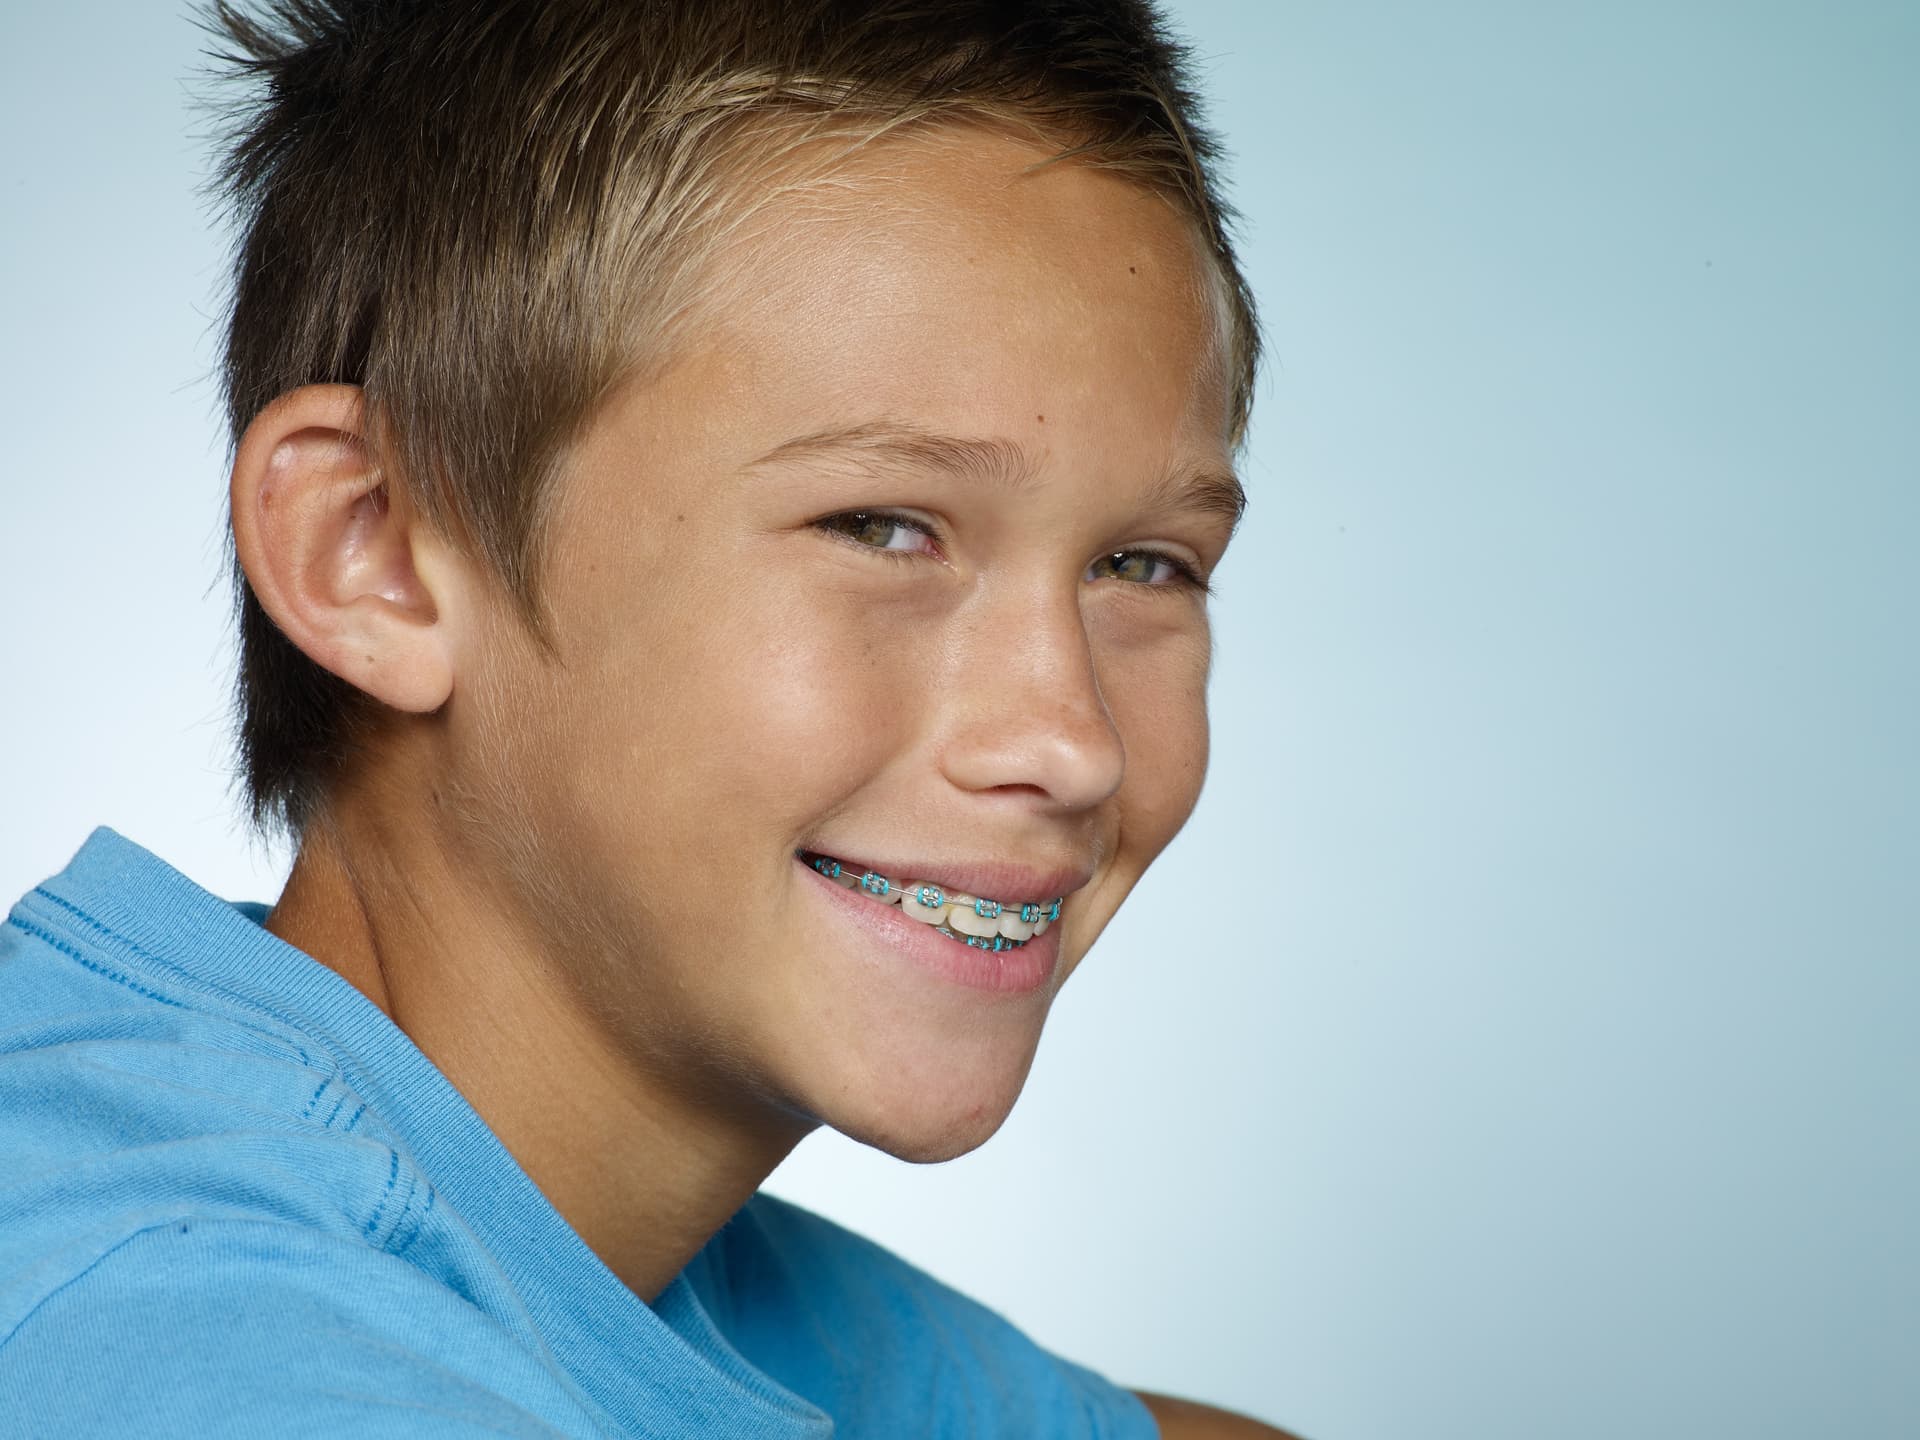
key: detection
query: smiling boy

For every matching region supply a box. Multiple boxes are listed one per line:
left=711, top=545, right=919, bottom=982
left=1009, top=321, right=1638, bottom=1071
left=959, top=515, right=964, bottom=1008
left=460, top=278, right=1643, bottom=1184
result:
left=0, top=1, right=1293, bottom=1435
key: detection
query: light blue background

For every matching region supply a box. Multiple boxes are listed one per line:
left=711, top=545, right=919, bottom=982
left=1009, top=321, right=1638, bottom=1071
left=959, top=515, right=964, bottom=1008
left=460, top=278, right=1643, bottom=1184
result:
left=3, top=4, right=1914, bottom=1437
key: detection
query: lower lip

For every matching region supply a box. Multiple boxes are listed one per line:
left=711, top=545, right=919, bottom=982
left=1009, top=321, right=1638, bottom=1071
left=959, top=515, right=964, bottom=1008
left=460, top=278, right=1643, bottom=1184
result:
left=795, top=856, right=1061, bottom=995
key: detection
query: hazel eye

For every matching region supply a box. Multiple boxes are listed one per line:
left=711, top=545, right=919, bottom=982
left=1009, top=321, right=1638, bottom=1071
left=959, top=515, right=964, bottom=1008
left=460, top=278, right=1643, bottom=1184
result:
left=1087, top=549, right=1211, bottom=594
left=814, top=509, right=937, bottom=557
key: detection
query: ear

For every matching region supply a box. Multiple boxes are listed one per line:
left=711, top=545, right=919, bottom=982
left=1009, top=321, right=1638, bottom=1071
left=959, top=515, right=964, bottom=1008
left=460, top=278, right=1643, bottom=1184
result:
left=228, top=384, right=458, bottom=713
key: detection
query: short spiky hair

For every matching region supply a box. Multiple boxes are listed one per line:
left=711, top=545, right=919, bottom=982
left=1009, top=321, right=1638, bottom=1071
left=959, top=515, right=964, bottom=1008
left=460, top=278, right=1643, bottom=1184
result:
left=205, top=0, right=1260, bottom=847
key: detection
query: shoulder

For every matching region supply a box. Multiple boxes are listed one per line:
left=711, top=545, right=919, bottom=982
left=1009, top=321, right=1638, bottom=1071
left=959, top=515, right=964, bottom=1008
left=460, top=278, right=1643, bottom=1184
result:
left=0, top=909, right=597, bottom=1436
left=0, top=1215, right=600, bottom=1437
left=698, top=1191, right=1159, bottom=1438
left=0, top=902, right=422, bottom=1328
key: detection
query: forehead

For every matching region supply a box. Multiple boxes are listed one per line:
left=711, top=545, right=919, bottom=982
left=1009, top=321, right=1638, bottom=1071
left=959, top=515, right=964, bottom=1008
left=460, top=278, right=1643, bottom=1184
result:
left=664, top=120, right=1236, bottom=454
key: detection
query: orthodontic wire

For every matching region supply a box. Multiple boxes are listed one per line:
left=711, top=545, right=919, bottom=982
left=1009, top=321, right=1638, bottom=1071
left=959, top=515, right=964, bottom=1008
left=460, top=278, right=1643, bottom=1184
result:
left=798, top=852, right=1063, bottom=952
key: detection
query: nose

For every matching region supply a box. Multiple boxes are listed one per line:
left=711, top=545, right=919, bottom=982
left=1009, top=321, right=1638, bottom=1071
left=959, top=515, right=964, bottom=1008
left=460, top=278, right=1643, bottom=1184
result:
left=936, top=582, right=1127, bottom=812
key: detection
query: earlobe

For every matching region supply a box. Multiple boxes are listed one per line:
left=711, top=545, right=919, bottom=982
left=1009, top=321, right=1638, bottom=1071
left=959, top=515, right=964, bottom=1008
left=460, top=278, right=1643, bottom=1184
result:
left=229, top=384, right=457, bottom=714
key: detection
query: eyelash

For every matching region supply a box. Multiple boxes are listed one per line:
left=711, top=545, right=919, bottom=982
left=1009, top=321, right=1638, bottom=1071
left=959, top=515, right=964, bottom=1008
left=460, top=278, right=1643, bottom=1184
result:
left=812, top=508, right=1214, bottom=597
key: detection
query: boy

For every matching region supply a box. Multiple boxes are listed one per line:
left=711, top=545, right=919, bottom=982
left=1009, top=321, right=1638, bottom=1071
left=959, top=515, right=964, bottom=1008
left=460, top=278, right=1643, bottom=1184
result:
left=1, top=1, right=1294, bottom=1434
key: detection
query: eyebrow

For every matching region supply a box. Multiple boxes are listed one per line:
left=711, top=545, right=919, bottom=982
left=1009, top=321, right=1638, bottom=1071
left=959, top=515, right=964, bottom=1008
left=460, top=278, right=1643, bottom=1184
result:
left=744, top=420, right=1247, bottom=533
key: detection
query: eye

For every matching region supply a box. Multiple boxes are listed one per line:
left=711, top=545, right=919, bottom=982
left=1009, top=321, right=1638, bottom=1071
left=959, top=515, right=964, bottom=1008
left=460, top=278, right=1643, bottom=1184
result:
left=812, top=509, right=939, bottom=560
left=1087, top=548, right=1214, bottom=596
left=813, top=509, right=1212, bottom=597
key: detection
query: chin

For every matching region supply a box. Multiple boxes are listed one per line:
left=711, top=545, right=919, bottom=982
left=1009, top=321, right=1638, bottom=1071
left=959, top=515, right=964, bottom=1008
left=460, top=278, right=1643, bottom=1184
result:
left=833, top=1099, right=1016, bottom=1166
left=808, top=1026, right=1042, bottom=1164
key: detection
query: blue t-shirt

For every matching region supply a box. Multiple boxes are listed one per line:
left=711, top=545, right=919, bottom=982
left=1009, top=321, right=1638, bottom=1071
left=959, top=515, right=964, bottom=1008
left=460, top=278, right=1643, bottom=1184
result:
left=0, top=826, right=1156, bottom=1438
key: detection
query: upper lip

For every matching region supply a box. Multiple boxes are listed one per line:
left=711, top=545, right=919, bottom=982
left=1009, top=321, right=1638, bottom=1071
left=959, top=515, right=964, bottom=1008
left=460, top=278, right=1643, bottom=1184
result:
left=798, top=847, right=1094, bottom=904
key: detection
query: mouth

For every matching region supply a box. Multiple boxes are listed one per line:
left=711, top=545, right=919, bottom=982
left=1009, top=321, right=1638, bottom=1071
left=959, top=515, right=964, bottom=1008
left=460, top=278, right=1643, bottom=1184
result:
left=794, top=848, right=1066, bottom=953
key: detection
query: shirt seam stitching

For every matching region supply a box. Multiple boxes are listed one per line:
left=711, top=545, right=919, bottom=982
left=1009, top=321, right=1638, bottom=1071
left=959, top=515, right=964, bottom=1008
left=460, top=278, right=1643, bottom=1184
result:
left=3, top=909, right=431, bottom=1260
left=0, top=1220, right=188, bottom=1354
left=5, top=913, right=192, bottom=1013
left=17, top=889, right=316, bottom=1067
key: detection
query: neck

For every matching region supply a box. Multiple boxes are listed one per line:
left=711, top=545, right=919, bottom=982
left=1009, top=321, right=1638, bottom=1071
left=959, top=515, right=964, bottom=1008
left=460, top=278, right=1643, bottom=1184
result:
left=264, top=786, right=813, bottom=1305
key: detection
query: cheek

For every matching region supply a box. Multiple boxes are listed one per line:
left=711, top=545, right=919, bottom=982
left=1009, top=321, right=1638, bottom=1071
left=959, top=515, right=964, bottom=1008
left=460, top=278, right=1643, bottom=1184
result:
left=560, top=561, right=922, bottom=857
left=1101, top=620, right=1213, bottom=852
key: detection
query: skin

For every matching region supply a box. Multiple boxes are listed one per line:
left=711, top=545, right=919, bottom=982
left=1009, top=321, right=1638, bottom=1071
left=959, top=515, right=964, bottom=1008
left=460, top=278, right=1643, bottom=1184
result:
left=232, top=124, right=1294, bottom=1437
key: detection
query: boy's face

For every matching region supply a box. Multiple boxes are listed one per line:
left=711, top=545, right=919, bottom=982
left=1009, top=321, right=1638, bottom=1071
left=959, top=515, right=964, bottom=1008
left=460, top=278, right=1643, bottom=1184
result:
left=445, top=125, right=1239, bottom=1161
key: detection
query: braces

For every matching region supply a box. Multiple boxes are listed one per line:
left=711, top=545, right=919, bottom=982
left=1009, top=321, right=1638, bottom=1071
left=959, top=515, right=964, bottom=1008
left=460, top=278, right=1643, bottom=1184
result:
left=799, top=851, right=1063, bottom=953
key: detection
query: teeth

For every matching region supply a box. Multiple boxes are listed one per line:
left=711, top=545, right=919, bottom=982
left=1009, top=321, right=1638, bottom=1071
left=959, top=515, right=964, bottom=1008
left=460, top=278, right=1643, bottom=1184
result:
left=944, top=897, right=1002, bottom=938
left=996, top=909, right=1037, bottom=941
left=804, top=854, right=862, bottom=890
left=804, top=852, right=1056, bottom=947
left=897, top=881, right=948, bottom=924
